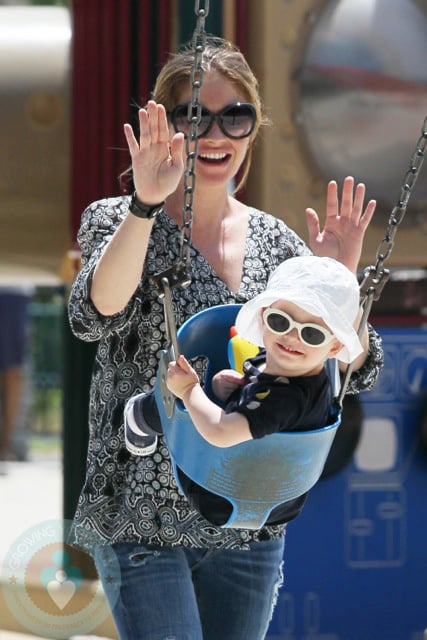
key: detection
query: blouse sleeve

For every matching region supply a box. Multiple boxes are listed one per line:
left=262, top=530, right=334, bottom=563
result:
left=67, top=197, right=142, bottom=342
left=346, top=324, right=384, bottom=393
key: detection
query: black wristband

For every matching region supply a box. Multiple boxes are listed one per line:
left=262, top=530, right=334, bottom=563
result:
left=129, top=192, right=164, bottom=219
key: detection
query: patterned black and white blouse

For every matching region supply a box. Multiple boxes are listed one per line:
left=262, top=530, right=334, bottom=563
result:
left=68, top=196, right=383, bottom=552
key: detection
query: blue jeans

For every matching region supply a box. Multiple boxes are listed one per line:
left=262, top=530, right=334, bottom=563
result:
left=94, top=536, right=285, bottom=640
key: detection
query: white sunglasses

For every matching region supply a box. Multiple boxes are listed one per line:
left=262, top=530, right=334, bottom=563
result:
left=262, top=308, right=335, bottom=347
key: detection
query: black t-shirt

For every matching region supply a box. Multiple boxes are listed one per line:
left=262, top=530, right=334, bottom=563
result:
left=226, top=351, right=333, bottom=437
left=179, top=351, right=335, bottom=527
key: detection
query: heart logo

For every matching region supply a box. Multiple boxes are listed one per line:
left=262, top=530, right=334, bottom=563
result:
left=46, top=577, right=76, bottom=610
left=39, top=550, right=83, bottom=610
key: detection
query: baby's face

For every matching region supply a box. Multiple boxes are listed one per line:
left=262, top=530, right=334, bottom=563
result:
left=261, top=300, right=343, bottom=377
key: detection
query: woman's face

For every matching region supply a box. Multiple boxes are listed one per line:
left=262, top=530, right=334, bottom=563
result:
left=173, top=72, right=253, bottom=190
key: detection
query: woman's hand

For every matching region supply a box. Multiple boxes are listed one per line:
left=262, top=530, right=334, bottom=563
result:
left=123, top=100, right=185, bottom=204
left=167, top=355, right=200, bottom=400
left=305, top=176, right=376, bottom=273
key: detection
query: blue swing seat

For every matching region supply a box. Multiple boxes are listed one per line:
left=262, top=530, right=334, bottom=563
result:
left=154, top=304, right=341, bottom=530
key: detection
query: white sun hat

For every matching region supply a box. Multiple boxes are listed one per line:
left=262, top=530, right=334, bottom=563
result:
left=235, top=256, right=363, bottom=363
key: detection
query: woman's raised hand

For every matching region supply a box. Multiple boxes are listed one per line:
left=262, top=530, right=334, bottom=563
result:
left=123, top=100, right=185, bottom=204
left=305, top=176, right=376, bottom=273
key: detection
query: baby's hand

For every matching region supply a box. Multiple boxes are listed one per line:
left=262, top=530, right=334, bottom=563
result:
left=212, top=369, right=245, bottom=402
left=166, top=355, right=200, bottom=399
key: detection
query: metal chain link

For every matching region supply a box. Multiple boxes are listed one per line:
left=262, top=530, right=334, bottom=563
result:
left=180, top=0, right=210, bottom=269
left=360, top=116, right=427, bottom=304
left=151, top=0, right=209, bottom=301
left=338, top=115, right=427, bottom=404
left=151, top=0, right=209, bottom=356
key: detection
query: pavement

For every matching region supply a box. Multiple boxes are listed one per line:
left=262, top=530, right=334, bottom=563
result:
left=0, top=453, right=62, bottom=564
left=0, top=450, right=116, bottom=640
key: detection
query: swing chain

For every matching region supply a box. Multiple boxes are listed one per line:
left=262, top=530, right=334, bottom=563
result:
left=359, top=115, right=427, bottom=305
left=338, top=116, right=427, bottom=406
left=180, top=0, right=210, bottom=269
left=151, top=0, right=210, bottom=301
left=151, top=0, right=209, bottom=357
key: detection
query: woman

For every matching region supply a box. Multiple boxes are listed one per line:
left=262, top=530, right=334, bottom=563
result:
left=68, top=37, right=383, bottom=640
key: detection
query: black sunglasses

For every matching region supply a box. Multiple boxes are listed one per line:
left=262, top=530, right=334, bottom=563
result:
left=262, top=308, right=335, bottom=348
left=169, top=102, right=257, bottom=139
